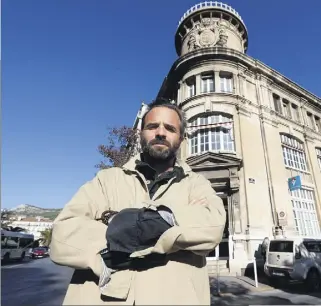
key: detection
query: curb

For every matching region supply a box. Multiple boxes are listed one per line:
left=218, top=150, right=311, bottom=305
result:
left=210, top=276, right=275, bottom=295
left=236, top=279, right=275, bottom=292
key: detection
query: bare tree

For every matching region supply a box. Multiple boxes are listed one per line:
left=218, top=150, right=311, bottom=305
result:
left=96, top=126, right=140, bottom=169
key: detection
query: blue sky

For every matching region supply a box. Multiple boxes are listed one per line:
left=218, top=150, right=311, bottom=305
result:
left=2, top=0, right=321, bottom=209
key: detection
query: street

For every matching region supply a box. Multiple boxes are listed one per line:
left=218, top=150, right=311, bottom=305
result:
left=2, top=257, right=321, bottom=306
left=1, top=257, right=73, bottom=306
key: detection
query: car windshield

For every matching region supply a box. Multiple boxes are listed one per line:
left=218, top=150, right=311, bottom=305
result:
left=269, top=240, right=293, bottom=252
left=34, top=248, right=45, bottom=251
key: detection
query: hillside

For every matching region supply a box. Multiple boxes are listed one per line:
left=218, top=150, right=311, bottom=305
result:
left=9, top=204, right=62, bottom=220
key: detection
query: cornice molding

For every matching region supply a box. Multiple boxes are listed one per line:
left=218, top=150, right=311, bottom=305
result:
left=236, top=104, right=251, bottom=117
left=303, top=127, right=317, bottom=142
left=157, top=48, right=320, bottom=110
left=260, top=113, right=279, bottom=128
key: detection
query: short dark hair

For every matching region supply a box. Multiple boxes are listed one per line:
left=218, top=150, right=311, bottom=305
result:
left=141, top=98, right=186, bottom=139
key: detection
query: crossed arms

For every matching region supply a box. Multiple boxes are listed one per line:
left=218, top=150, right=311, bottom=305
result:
left=49, top=170, right=226, bottom=277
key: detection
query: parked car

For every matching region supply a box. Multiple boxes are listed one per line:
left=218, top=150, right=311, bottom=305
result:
left=31, top=247, right=49, bottom=259
left=264, top=237, right=321, bottom=291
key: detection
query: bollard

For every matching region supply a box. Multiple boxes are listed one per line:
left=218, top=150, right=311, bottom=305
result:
left=253, top=257, right=258, bottom=288
left=216, top=257, right=221, bottom=296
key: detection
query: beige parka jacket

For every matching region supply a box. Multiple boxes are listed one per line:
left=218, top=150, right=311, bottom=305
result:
left=50, top=154, right=226, bottom=305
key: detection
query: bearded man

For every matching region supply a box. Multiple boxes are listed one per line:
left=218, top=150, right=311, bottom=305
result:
left=50, top=99, right=226, bottom=305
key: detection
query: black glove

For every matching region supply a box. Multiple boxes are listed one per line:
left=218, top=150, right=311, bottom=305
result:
left=100, top=207, right=172, bottom=270
left=107, top=207, right=172, bottom=254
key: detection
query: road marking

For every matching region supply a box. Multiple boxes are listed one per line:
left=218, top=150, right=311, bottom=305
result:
left=2, top=263, right=24, bottom=269
left=1, top=259, right=34, bottom=269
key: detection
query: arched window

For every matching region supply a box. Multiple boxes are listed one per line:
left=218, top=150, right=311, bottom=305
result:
left=280, top=134, right=307, bottom=171
left=188, top=113, right=235, bottom=155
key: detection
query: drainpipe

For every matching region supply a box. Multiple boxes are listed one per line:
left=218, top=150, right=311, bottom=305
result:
left=236, top=106, right=250, bottom=231
left=254, top=73, right=277, bottom=232
left=303, top=134, right=321, bottom=230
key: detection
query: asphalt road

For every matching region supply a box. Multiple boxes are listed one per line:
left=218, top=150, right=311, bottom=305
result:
left=2, top=257, right=321, bottom=306
left=1, top=257, right=73, bottom=306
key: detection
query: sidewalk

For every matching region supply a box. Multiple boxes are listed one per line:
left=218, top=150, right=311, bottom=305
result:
left=210, top=275, right=274, bottom=296
left=209, top=276, right=321, bottom=306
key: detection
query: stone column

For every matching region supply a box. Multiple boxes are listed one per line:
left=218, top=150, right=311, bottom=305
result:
left=177, top=81, right=182, bottom=105
left=195, top=74, right=201, bottom=95
left=300, top=97, right=308, bottom=126
left=214, top=70, right=220, bottom=93
left=238, top=72, right=246, bottom=97
left=233, top=73, right=239, bottom=95
left=230, top=192, right=242, bottom=234
left=266, top=82, right=273, bottom=109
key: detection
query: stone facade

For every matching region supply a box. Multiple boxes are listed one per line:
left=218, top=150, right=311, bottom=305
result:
left=134, top=2, right=321, bottom=275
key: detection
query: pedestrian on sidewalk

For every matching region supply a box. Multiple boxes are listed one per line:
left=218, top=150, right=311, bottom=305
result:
left=50, top=98, right=226, bottom=305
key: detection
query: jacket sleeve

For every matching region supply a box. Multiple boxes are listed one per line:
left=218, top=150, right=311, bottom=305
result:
left=130, top=174, right=226, bottom=258
left=49, top=171, right=109, bottom=277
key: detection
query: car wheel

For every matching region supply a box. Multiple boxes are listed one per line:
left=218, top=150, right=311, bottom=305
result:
left=3, top=253, right=10, bottom=262
left=19, top=252, right=25, bottom=261
left=305, top=269, right=321, bottom=292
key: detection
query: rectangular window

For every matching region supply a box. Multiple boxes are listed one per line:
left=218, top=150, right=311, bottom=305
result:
left=188, top=84, right=195, bottom=98
left=201, top=73, right=214, bottom=93
left=282, top=99, right=291, bottom=118
left=6, top=237, right=19, bottom=249
left=190, top=135, right=198, bottom=154
left=200, top=130, right=209, bottom=152
left=273, top=94, right=281, bottom=114
left=211, top=129, right=221, bottom=151
left=291, top=188, right=321, bottom=237
left=186, top=77, right=196, bottom=98
left=307, top=112, right=314, bottom=129
left=315, top=116, right=321, bottom=133
left=219, top=73, right=233, bottom=93
left=291, top=104, right=300, bottom=122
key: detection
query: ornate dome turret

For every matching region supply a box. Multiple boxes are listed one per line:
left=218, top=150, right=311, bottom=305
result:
left=175, top=2, right=248, bottom=56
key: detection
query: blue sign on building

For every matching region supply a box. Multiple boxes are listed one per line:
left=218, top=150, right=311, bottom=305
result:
left=288, top=175, right=302, bottom=191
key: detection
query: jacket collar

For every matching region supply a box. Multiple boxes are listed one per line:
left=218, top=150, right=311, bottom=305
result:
left=122, top=153, right=192, bottom=174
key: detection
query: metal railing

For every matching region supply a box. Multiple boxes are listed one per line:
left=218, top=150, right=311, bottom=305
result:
left=177, top=1, right=244, bottom=27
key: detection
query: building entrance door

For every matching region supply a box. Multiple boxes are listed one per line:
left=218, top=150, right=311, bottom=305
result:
left=207, top=195, right=229, bottom=260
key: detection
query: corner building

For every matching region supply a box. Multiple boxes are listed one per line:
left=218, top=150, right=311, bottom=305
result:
left=134, top=2, right=321, bottom=275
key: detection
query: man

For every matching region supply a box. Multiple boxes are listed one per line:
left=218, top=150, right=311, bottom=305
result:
left=50, top=99, right=226, bottom=305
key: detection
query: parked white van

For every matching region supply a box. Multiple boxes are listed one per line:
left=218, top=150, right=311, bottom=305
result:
left=264, top=237, right=321, bottom=291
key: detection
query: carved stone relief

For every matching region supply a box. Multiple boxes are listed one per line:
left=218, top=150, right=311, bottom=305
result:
left=187, top=18, right=229, bottom=51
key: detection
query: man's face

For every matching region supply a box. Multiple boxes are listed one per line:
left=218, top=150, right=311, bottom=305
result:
left=140, top=107, right=182, bottom=161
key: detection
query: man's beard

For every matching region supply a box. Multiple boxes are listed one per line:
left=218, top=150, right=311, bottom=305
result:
left=140, top=137, right=180, bottom=162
